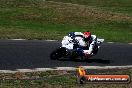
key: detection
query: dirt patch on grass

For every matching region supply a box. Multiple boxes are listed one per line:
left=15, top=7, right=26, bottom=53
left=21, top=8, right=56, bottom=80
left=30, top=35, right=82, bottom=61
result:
left=42, top=1, right=132, bottom=25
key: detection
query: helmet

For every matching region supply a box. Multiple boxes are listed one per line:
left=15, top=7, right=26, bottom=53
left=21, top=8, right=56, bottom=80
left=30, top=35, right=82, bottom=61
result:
left=68, top=32, right=75, bottom=38
left=83, top=31, right=91, bottom=41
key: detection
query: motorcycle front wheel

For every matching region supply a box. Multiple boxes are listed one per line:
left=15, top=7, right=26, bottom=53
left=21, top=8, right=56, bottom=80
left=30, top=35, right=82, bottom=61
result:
left=50, top=51, right=59, bottom=60
left=50, top=47, right=66, bottom=60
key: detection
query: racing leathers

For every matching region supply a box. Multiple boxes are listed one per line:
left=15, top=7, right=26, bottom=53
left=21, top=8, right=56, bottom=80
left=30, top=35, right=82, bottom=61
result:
left=83, top=35, right=97, bottom=55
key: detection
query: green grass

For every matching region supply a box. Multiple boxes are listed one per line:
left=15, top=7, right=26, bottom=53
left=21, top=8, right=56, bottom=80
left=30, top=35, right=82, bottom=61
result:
left=47, top=0, right=132, bottom=15
left=0, top=0, right=131, bottom=42
left=0, top=69, right=132, bottom=88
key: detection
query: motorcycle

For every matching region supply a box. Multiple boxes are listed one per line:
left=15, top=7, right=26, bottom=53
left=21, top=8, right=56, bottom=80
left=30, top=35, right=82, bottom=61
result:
left=50, top=35, right=104, bottom=60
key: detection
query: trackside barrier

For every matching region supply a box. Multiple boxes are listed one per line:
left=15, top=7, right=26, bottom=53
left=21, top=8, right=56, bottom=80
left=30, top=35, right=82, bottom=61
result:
left=77, top=66, right=131, bottom=84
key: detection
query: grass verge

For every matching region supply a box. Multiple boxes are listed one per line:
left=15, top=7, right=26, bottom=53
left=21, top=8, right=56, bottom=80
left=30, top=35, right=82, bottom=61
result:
left=0, top=68, right=132, bottom=88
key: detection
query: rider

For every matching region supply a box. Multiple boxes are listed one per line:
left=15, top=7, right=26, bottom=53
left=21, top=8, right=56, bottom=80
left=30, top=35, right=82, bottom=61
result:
left=83, top=31, right=97, bottom=56
left=68, top=31, right=97, bottom=58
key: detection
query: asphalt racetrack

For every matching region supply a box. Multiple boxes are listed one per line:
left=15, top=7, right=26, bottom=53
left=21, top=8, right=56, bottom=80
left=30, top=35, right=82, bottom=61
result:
left=0, top=40, right=132, bottom=70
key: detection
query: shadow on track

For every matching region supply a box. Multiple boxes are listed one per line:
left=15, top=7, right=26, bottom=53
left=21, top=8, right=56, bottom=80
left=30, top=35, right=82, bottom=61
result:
left=58, top=58, right=111, bottom=64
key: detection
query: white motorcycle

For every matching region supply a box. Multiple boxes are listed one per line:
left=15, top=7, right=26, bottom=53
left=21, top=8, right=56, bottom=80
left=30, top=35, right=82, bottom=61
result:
left=50, top=36, right=104, bottom=60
